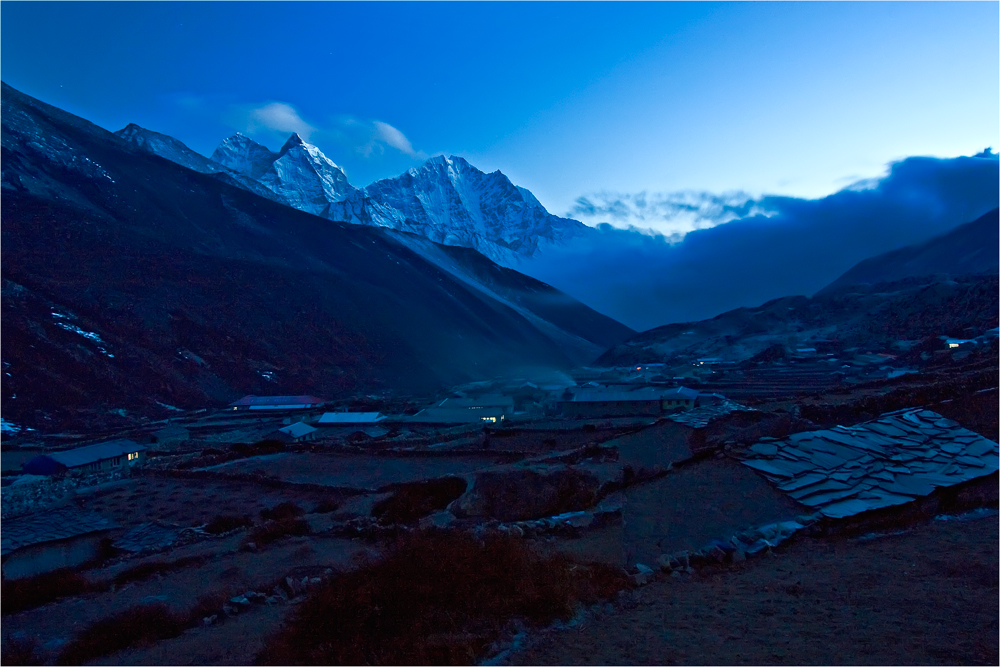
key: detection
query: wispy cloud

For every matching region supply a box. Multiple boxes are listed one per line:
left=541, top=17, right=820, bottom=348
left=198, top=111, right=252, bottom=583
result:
left=373, top=120, right=420, bottom=158
left=246, top=102, right=316, bottom=140
left=521, top=154, right=999, bottom=331
left=568, top=190, right=770, bottom=236
left=226, top=102, right=425, bottom=161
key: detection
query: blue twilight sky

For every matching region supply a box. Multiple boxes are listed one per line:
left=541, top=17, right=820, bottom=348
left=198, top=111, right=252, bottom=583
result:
left=2, top=2, right=997, bottom=234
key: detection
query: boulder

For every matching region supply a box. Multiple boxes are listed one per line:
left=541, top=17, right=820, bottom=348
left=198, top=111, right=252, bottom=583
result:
left=285, top=576, right=303, bottom=596
left=449, top=464, right=603, bottom=522
left=631, top=563, right=655, bottom=586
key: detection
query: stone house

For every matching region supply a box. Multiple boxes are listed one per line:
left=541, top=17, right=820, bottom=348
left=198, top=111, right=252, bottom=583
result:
left=21, top=439, right=147, bottom=476
left=1, top=506, right=119, bottom=579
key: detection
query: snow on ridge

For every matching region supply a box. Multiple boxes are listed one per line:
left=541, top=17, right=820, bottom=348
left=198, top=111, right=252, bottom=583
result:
left=201, top=132, right=586, bottom=262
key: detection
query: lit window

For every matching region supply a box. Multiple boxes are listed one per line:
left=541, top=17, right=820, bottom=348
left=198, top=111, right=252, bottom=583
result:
left=128, top=452, right=139, bottom=461
left=481, top=416, right=497, bottom=423
left=948, top=343, right=960, bottom=349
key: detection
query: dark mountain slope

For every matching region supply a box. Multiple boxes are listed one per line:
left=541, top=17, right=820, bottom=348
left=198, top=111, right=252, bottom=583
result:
left=597, top=274, right=998, bottom=367
left=819, top=208, right=999, bottom=294
left=0, top=83, right=629, bottom=430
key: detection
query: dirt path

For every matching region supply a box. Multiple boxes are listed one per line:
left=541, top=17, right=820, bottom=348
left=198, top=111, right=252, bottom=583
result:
left=503, top=511, right=998, bottom=666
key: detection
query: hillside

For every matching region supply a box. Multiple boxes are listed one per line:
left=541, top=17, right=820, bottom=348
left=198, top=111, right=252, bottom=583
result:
left=597, top=273, right=999, bottom=367
left=819, top=207, right=999, bottom=294
left=0, top=83, right=632, bottom=431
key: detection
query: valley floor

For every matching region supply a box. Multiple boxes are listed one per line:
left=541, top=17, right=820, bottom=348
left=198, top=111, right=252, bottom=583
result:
left=501, top=510, right=999, bottom=666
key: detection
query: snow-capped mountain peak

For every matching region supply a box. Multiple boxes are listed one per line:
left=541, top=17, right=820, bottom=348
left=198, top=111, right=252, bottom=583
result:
left=210, top=133, right=278, bottom=180
left=206, top=133, right=588, bottom=264
left=259, top=133, right=355, bottom=214
left=352, top=154, right=587, bottom=263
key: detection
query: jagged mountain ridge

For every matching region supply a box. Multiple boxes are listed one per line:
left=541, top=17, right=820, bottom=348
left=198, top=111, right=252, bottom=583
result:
left=123, top=122, right=589, bottom=264
left=819, top=207, right=1000, bottom=294
left=252, top=133, right=354, bottom=216
left=359, top=156, right=588, bottom=261
left=114, top=124, right=289, bottom=205
left=1, top=82, right=633, bottom=430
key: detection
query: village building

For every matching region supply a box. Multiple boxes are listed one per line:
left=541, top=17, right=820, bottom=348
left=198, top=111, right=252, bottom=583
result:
left=558, top=389, right=667, bottom=419
left=21, top=439, right=147, bottom=476
left=2, top=506, right=119, bottom=579
left=663, top=386, right=700, bottom=410
left=229, top=395, right=326, bottom=411
left=317, top=411, right=386, bottom=425
left=270, top=422, right=319, bottom=443
left=438, top=395, right=515, bottom=420
left=409, top=406, right=507, bottom=424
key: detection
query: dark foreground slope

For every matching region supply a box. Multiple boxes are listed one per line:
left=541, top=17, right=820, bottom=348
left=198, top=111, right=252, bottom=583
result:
left=503, top=511, right=998, bottom=666
left=820, top=207, right=999, bottom=294
left=0, top=83, right=630, bottom=430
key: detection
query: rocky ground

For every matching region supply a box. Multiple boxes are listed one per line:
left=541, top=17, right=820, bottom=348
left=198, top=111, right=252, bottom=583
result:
left=501, top=509, right=999, bottom=666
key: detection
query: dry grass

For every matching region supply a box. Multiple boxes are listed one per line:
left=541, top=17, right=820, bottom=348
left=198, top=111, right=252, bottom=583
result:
left=204, top=513, right=253, bottom=534
left=1, top=569, right=92, bottom=616
left=245, top=518, right=311, bottom=546
left=256, top=530, right=628, bottom=665
left=0, top=636, right=43, bottom=665
left=55, top=603, right=184, bottom=665
left=260, top=501, right=305, bottom=521
left=371, top=477, right=467, bottom=524
left=111, top=555, right=208, bottom=586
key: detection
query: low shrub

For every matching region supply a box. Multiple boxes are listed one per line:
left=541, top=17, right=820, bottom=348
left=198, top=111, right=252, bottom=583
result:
left=255, top=530, right=628, bottom=665
left=372, top=477, right=467, bottom=524
left=1, top=569, right=91, bottom=616
left=251, top=439, right=286, bottom=454
left=1, top=636, right=43, bottom=665
left=112, top=556, right=206, bottom=586
left=245, top=518, right=311, bottom=546
left=56, top=603, right=183, bottom=665
left=204, top=514, right=253, bottom=534
left=184, top=590, right=232, bottom=626
left=260, top=502, right=304, bottom=521
left=313, top=499, right=340, bottom=514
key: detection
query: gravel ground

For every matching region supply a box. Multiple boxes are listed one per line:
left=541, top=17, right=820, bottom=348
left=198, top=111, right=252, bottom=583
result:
left=502, top=510, right=999, bottom=666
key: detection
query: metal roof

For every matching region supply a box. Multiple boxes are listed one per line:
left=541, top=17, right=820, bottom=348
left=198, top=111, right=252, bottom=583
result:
left=2, top=506, right=119, bottom=555
left=318, top=412, right=385, bottom=424
left=564, top=389, right=667, bottom=403
left=47, top=439, right=145, bottom=468
left=439, top=395, right=514, bottom=408
left=663, top=387, right=700, bottom=400
left=278, top=422, right=318, bottom=438
left=410, top=407, right=505, bottom=423
left=230, top=395, right=326, bottom=407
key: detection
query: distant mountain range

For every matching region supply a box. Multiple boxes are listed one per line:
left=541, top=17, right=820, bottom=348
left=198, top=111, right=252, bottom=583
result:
left=1, top=82, right=632, bottom=430
left=109, top=104, right=999, bottom=334
left=119, top=124, right=587, bottom=265
left=819, top=207, right=999, bottom=294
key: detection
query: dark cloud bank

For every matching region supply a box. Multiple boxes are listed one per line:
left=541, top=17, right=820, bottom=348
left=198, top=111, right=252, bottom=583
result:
left=520, top=154, right=999, bottom=332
